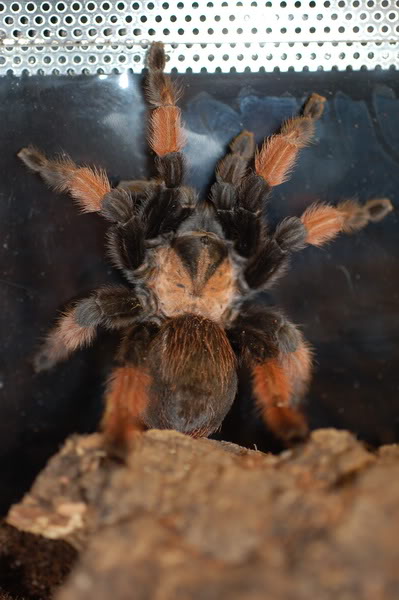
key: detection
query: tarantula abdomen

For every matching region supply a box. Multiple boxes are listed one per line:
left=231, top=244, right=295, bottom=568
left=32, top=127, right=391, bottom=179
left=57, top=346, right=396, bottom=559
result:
left=143, top=315, right=238, bottom=437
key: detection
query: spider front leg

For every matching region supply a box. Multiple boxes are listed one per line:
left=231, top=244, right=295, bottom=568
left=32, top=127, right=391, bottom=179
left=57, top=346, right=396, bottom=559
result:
left=18, top=146, right=114, bottom=213
left=255, top=93, right=326, bottom=186
left=34, top=286, right=147, bottom=372
left=244, top=196, right=393, bottom=289
left=228, top=306, right=310, bottom=444
left=211, top=94, right=326, bottom=258
left=210, top=133, right=269, bottom=258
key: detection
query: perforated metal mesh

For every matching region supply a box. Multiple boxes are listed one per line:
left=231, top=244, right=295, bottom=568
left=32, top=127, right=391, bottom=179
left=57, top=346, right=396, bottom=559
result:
left=0, top=1, right=397, bottom=75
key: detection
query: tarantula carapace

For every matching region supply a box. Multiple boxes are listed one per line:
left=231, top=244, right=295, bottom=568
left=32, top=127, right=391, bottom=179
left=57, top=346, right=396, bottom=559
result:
left=18, top=43, right=392, bottom=450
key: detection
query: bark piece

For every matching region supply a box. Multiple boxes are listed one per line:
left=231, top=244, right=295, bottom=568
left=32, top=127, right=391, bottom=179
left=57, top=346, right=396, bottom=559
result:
left=4, top=429, right=399, bottom=600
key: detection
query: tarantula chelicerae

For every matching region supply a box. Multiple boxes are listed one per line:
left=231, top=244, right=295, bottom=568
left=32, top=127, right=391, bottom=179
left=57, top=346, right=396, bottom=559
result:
left=19, top=43, right=392, bottom=449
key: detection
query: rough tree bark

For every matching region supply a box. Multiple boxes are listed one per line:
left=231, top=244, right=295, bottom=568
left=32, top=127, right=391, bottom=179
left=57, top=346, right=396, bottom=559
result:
left=3, top=428, right=399, bottom=599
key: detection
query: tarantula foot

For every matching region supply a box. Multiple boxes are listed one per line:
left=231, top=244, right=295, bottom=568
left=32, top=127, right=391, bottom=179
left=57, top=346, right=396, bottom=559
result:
left=281, top=423, right=309, bottom=446
left=33, top=346, right=56, bottom=373
left=302, top=93, right=327, bottom=120
left=102, top=425, right=145, bottom=461
left=17, top=146, right=46, bottom=172
left=271, top=405, right=309, bottom=446
left=339, top=197, right=394, bottom=232
left=364, top=197, right=393, bottom=223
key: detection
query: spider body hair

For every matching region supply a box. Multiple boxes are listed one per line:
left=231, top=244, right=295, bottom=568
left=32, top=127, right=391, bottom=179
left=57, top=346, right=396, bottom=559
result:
left=18, top=42, right=393, bottom=451
left=144, top=315, right=237, bottom=436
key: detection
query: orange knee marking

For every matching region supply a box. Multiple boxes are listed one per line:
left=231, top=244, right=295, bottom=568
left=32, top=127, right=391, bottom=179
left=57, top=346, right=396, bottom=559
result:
left=255, top=117, right=315, bottom=186
left=253, top=350, right=310, bottom=442
left=102, top=366, right=151, bottom=447
left=67, top=166, right=111, bottom=212
left=150, top=106, right=185, bottom=156
left=253, top=360, right=291, bottom=408
left=300, top=203, right=344, bottom=246
left=55, top=309, right=95, bottom=349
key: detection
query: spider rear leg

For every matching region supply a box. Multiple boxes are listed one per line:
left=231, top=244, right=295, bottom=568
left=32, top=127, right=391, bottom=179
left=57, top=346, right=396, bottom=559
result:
left=252, top=340, right=312, bottom=444
left=102, top=365, right=150, bottom=453
left=101, top=322, right=159, bottom=453
left=228, top=306, right=310, bottom=444
left=34, top=286, right=146, bottom=372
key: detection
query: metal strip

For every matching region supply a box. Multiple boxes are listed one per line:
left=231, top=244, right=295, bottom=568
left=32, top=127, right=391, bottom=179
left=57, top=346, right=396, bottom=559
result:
left=0, top=1, right=398, bottom=74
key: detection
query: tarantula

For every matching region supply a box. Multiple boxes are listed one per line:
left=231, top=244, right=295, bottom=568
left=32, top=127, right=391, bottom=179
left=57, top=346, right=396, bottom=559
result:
left=18, top=42, right=392, bottom=450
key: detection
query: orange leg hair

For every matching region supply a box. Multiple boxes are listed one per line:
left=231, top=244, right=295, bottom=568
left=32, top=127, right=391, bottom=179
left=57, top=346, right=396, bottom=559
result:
left=252, top=340, right=312, bottom=443
left=101, top=366, right=151, bottom=450
left=146, top=42, right=185, bottom=157
left=34, top=307, right=97, bottom=373
left=300, top=197, right=394, bottom=248
left=255, top=93, right=326, bottom=187
left=17, top=146, right=111, bottom=212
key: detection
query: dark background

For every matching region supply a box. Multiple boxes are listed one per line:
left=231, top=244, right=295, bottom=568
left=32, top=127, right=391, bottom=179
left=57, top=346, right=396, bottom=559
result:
left=1, top=68, right=398, bottom=515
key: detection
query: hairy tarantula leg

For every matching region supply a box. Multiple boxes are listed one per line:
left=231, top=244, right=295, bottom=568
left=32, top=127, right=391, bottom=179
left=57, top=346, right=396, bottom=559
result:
left=210, top=131, right=256, bottom=235
left=255, top=93, right=326, bottom=187
left=102, top=366, right=150, bottom=453
left=18, top=146, right=111, bottom=213
left=228, top=305, right=311, bottom=444
left=34, top=286, right=145, bottom=372
left=212, top=169, right=271, bottom=258
left=216, top=130, right=256, bottom=190
left=245, top=196, right=393, bottom=289
left=336, top=197, right=393, bottom=231
left=146, top=42, right=185, bottom=188
left=227, top=305, right=302, bottom=365
left=101, top=323, right=159, bottom=453
left=34, top=306, right=97, bottom=373
left=146, top=42, right=184, bottom=156
left=301, top=196, right=394, bottom=247
left=215, top=96, right=324, bottom=254
left=252, top=340, right=312, bottom=444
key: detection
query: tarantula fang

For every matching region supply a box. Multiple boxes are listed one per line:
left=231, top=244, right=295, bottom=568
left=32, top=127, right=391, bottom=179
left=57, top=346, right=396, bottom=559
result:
left=18, top=42, right=393, bottom=451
